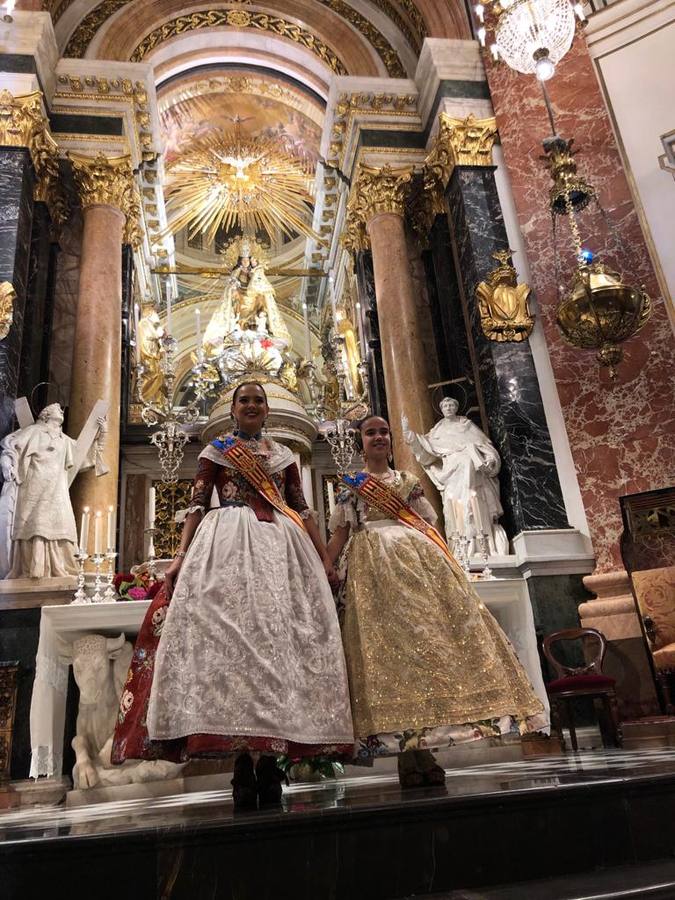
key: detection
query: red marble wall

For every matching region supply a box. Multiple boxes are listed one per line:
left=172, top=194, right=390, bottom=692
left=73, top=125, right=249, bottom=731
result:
left=484, top=33, right=675, bottom=574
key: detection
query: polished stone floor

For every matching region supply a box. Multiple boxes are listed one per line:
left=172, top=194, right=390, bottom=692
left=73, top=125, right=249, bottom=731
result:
left=2, top=747, right=675, bottom=842
left=3, top=747, right=675, bottom=899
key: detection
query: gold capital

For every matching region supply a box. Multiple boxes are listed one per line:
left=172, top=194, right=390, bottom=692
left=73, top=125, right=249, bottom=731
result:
left=343, top=164, right=413, bottom=251
left=0, top=90, right=65, bottom=228
left=425, top=113, right=498, bottom=194
left=70, top=152, right=141, bottom=245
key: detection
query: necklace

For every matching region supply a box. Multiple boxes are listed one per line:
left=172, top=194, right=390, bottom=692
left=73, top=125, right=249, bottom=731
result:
left=366, top=468, right=401, bottom=487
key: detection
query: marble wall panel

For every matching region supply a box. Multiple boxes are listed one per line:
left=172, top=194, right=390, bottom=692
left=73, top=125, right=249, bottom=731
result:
left=48, top=209, right=82, bottom=414
left=445, top=167, right=568, bottom=535
left=485, top=35, right=675, bottom=572
left=0, top=607, right=40, bottom=779
left=0, top=148, right=34, bottom=440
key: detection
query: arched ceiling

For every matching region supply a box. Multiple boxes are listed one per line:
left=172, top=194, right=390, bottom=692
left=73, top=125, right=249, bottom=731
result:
left=49, top=1, right=470, bottom=77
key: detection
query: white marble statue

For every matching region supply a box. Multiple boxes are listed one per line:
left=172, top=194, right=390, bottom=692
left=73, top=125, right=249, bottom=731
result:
left=402, top=398, right=509, bottom=556
left=68, top=633, right=183, bottom=790
left=0, top=402, right=107, bottom=579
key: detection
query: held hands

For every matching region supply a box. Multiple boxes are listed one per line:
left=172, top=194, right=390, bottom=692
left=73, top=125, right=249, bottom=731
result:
left=323, top=557, right=341, bottom=590
left=164, top=555, right=184, bottom=600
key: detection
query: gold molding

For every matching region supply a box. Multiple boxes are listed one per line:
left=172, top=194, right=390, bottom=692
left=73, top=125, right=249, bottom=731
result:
left=427, top=113, right=498, bottom=187
left=0, top=282, right=16, bottom=341
left=0, top=90, right=67, bottom=229
left=343, top=163, right=413, bottom=251
left=69, top=152, right=141, bottom=245
left=129, top=10, right=348, bottom=74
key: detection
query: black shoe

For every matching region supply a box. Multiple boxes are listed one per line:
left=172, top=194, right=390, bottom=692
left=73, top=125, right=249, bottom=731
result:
left=232, top=752, right=257, bottom=809
left=255, top=755, right=288, bottom=806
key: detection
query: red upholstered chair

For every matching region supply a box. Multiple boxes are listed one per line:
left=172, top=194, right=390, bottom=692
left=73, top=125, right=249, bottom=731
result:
left=543, top=628, right=622, bottom=751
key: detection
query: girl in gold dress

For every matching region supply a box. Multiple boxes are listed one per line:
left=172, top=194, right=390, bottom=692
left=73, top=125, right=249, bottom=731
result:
left=326, top=415, right=546, bottom=787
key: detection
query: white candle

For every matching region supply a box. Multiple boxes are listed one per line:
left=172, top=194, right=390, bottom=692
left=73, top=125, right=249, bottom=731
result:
left=470, top=492, right=483, bottom=532
left=107, top=505, right=115, bottom=552
left=454, top=499, right=464, bottom=533
left=79, top=506, right=90, bottom=553
left=148, top=486, right=156, bottom=528
left=94, top=510, right=103, bottom=556
left=327, top=481, right=336, bottom=515
left=166, top=284, right=172, bottom=335
left=195, top=308, right=201, bottom=348
left=445, top=498, right=456, bottom=534
left=133, top=303, right=141, bottom=365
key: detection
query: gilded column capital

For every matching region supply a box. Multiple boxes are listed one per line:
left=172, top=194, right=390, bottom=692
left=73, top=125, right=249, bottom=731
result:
left=0, top=90, right=67, bottom=229
left=70, top=152, right=141, bottom=245
left=343, top=163, right=413, bottom=251
left=424, top=113, right=499, bottom=194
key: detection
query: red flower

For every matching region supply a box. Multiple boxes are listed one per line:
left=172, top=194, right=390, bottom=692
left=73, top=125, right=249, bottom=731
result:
left=260, top=338, right=273, bottom=349
left=114, top=573, right=133, bottom=590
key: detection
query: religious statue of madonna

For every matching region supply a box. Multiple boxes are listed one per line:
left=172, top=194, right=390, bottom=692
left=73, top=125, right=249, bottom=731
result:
left=403, top=397, right=509, bottom=556
left=202, top=239, right=290, bottom=356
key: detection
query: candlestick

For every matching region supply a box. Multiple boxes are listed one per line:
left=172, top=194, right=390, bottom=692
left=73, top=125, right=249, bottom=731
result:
left=106, top=505, right=115, bottom=552
left=103, top=551, right=118, bottom=601
left=94, top=510, right=103, bottom=556
left=79, top=506, right=90, bottom=554
left=90, top=552, right=106, bottom=603
left=72, top=549, right=90, bottom=605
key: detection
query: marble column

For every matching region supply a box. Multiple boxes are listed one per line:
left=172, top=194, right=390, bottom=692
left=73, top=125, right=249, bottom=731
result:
left=18, top=201, right=56, bottom=399
left=346, top=165, right=439, bottom=507
left=354, top=250, right=388, bottom=418
left=0, top=148, right=34, bottom=440
left=69, top=153, right=135, bottom=553
left=422, top=116, right=568, bottom=536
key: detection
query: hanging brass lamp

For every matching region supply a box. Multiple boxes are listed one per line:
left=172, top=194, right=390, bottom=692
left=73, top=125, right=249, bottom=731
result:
left=543, top=132, right=652, bottom=378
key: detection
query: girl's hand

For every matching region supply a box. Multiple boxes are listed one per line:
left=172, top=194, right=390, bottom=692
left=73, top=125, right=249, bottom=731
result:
left=164, top=556, right=184, bottom=600
left=323, top=558, right=340, bottom=590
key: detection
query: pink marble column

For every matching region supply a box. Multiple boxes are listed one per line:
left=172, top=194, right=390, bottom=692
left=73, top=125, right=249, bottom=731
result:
left=68, top=203, right=124, bottom=544
left=365, top=209, right=440, bottom=512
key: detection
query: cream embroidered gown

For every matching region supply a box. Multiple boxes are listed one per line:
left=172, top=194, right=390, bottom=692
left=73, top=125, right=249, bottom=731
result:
left=329, top=470, right=546, bottom=759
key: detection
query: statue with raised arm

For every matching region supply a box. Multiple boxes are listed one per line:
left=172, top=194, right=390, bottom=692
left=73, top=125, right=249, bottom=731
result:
left=402, top=398, right=509, bottom=556
left=0, top=402, right=108, bottom=579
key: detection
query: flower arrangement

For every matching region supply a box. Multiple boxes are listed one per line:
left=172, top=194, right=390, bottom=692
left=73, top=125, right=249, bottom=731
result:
left=113, top=570, right=162, bottom=601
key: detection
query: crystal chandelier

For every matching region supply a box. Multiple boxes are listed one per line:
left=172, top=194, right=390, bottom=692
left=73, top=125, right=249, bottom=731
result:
left=136, top=308, right=218, bottom=483
left=315, top=281, right=369, bottom=474
left=472, top=0, right=586, bottom=81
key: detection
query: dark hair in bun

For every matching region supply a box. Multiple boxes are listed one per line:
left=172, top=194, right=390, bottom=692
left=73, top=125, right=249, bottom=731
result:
left=232, top=381, right=268, bottom=404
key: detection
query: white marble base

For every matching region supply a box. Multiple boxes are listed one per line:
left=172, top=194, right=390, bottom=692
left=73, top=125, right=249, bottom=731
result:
left=0, top=576, right=77, bottom=609
left=513, top=529, right=595, bottom=577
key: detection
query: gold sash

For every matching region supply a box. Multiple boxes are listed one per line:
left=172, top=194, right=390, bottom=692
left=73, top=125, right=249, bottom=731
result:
left=213, top=436, right=306, bottom=531
left=342, top=471, right=464, bottom=576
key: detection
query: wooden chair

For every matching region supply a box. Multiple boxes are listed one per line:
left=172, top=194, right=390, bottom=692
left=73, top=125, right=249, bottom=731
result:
left=543, top=628, right=622, bottom=751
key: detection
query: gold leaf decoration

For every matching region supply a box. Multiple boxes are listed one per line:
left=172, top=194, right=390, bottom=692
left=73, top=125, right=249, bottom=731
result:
left=164, top=123, right=319, bottom=244
left=0, top=283, right=16, bottom=341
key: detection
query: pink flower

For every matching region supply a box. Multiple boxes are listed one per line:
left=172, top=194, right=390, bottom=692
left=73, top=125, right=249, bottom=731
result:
left=127, top=586, right=148, bottom=601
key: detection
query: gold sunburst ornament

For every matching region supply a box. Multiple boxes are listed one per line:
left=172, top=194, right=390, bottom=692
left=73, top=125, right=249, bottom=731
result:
left=164, top=123, right=318, bottom=244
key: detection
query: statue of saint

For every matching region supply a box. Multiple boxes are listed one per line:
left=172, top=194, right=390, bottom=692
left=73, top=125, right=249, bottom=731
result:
left=0, top=403, right=107, bottom=579
left=402, top=398, right=509, bottom=556
left=137, top=299, right=164, bottom=404
left=202, top=242, right=290, bottom=356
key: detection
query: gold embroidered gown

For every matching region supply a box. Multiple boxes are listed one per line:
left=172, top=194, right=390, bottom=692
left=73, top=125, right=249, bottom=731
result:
left=329, top=470, right=546, bottom=759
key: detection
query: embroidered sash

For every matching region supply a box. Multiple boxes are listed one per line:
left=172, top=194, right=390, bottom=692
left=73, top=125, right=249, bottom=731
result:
left=213, top=436, right=306, bottom=531
left=342, top=471, right=463, bottom=575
